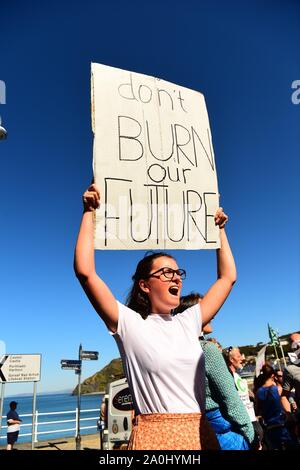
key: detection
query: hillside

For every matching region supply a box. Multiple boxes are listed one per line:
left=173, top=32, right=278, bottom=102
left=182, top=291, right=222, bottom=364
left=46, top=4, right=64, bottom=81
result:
left=238, top=331, right=298, bottom=363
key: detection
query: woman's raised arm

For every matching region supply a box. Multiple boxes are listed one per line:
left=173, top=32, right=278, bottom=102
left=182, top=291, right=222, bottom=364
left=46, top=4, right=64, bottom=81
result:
left=200, top=208, right=237, bottom=325
left=74, top=183, right=118, bottom=332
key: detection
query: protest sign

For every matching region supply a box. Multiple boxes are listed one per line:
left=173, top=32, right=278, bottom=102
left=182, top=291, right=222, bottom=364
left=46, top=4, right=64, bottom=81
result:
left=91, top=63, right=220, bottom=250
left=255, top=345, right=267, bottom=377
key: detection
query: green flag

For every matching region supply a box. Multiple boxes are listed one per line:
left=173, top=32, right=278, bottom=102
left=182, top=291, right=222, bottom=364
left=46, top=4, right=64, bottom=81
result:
left=268, top=323, right=280, bottom=346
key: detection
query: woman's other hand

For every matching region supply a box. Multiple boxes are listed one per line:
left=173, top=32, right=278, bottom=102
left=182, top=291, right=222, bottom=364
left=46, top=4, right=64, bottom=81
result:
left=83, top=183, right=100, bottom=212
left=214, top=207, right=228, bottom=229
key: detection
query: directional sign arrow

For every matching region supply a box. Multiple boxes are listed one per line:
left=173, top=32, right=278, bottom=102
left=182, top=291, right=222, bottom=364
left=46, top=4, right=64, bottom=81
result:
left=61, top=365, right=81, bottom=371
left=61, top=359, right=81, bottom=371
left=61, top=360, right=81, bottom=366
left=0, top=355, right=9, bottom=381
left=80, top=350, right=99, bottom=360
left=0, top=354, right=41, bottom=383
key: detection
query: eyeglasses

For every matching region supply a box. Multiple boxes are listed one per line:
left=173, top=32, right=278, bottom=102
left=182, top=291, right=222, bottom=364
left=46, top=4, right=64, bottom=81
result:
left=147, top=267, right=186, bottom=281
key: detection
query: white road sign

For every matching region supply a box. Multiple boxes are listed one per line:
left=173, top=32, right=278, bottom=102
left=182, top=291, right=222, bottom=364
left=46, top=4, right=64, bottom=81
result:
left=0, top=354, right=41, bottom=383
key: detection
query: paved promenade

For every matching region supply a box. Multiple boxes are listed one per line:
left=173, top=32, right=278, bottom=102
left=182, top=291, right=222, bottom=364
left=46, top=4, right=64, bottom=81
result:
left=0, top=433, right=101, bottom=451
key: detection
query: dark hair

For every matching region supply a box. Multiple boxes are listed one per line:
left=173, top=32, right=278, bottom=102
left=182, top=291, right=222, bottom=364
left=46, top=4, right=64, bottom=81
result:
left=173, top=292, right=203, bottom=315
left=126, top=251, right=174, bottom=319
left=253, top=363, right=275, bottom=392
left=261, top=363, right=275, bottom=378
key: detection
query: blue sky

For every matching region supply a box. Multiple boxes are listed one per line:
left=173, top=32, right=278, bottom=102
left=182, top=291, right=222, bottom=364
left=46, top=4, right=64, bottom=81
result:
left=0, top=0, right=299, bottom=395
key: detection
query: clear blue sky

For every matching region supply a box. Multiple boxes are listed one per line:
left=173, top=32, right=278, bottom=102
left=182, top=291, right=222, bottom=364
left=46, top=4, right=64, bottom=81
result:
left=0, top=0, right=299, bottom=395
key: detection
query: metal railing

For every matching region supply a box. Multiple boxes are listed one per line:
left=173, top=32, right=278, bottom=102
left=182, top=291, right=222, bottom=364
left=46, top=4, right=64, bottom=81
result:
left=0, top=407, right=99, bottom=444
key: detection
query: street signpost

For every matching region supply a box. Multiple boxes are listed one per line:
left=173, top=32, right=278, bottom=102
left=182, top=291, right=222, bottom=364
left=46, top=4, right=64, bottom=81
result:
left=61, top=360, right=81, bottom=371
left=0, top=353, right=41, bottom=450
left=80, top=350, right=99, bottom=361
left=61, top=344, right=98, bottom=450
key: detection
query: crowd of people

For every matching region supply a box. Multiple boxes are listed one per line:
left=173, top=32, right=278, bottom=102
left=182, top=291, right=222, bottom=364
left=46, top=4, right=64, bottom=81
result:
left=174, top=295, right=300, bottom=450
left=216, top=337, right=300, bottom=450
left=252, top=335, right=300, bottom=450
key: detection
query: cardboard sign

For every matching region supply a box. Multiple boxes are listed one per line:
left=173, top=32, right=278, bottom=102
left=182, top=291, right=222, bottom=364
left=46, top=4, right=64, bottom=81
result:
left=91, top=63, right=220, bottom=250
left=255, top=345, right=267, bottom=377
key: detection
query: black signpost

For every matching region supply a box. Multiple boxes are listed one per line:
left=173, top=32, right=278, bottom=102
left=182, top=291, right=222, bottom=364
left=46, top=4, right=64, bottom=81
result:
left=60, top=344, right=99, bottom=450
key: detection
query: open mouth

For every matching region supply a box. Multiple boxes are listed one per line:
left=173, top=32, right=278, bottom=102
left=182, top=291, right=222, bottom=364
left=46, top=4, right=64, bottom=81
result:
left=168, top=286, right=179, bottom=296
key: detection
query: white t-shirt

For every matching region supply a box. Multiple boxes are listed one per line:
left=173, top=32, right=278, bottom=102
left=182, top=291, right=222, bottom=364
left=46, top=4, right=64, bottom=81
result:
left=7, top=410, right=20, bottom=433
left=233, top=372, right=256, bottom=422
left=112, top=302, right=205, bottom=415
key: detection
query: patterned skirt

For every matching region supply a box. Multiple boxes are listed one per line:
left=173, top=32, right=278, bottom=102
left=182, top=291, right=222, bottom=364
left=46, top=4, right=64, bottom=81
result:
left=127, top=412, right=220, bottom=450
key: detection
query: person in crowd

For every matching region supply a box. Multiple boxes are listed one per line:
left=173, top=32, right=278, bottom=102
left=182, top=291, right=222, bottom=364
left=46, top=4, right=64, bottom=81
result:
left=281, top=333, right=300, bottom=412
left=6, top=401, right=22, bottom=451
left=174, top=293, right=254, bottom=450
left=74, top=182, right=236, bottom=450
left=281, top=333, right=300, bottom=442
left=274, top=370, right=283, bottom=396
left=255, top=363, right=295, bottom=449
left=224, top=347, right=263, bottom=449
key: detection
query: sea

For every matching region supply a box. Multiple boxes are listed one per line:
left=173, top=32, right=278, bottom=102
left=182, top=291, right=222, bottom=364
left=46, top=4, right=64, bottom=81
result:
left=0, top=392, right=103, bottom=444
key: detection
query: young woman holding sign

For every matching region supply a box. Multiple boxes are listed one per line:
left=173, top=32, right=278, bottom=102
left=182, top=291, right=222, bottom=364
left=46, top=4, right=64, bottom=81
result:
left=74, top=182, right=236, bottom=450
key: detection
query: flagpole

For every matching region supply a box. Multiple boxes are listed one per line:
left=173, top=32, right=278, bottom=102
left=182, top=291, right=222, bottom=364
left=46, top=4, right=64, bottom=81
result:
left=273, top=344, right=281, bottom=371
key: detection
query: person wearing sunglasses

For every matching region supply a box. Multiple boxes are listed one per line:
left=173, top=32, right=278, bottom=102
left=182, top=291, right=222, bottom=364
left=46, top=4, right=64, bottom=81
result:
left=274, top=371, right=283, bottom=396
left=74, top=182, right=236, bottom=450
left=255, top=363, right=295, bottom=450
